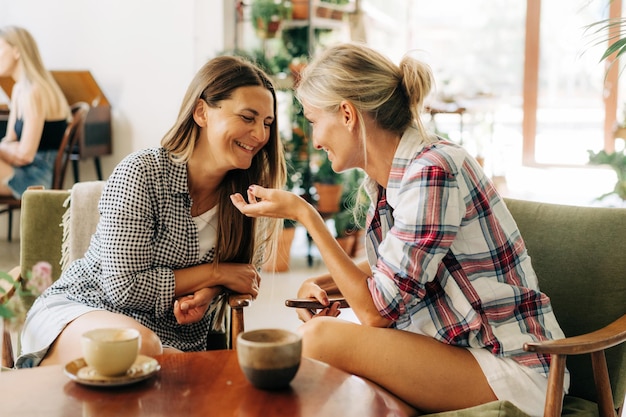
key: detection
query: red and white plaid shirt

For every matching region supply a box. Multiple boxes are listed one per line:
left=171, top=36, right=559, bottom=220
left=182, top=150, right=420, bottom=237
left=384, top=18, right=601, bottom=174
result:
left=365, top=128, right=565, bottom=376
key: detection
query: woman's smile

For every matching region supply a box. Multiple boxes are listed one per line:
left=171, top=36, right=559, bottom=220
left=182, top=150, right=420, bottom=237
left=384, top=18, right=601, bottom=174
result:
left=235, top=140, right=255, bottom=152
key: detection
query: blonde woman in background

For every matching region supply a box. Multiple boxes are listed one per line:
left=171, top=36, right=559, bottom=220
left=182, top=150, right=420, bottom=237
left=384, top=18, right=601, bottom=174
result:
left=231, top=42, right=568, bottom=416
left=0, top=25, right=70, bottom=197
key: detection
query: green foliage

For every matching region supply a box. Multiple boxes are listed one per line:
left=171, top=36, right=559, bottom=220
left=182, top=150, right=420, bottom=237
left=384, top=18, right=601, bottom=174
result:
left=1, top=262, right=53, bottom=331
left=218, top=48, right=290, bottom=75
left=333, top=170, right=368, bottom=237
left=251, top=0, right=289, bottom=29
left=284, top=103, right=310, bottom=191
left=584, top=12, right=626, bottom=202
left=588, top=147, right=626, bottom=201
left=0, top=271, right=34, bottom=321
left=282, top=27, right=310, bottom=58
left=584, top=17, right=626, bottom=76
left=583, top=12, right=625, bottom=84
left=313, top=153, right=342, bottom=184
left=0, top=271, right=19, bottom=319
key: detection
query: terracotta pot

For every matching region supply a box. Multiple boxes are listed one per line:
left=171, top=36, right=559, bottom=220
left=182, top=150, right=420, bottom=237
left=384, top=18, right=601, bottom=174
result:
left=255, top=18, right=282, bottom=39
left=262, top=227, right=296, bottom=272
left=315, top=5, right=333, bottom=18
left=348, top=229, right=365, bottom=258
left=291, top=0, right=309, bottom=19
left=314, top=183, right=343, bottom=214
left=330, top=10, right=344, bottom=20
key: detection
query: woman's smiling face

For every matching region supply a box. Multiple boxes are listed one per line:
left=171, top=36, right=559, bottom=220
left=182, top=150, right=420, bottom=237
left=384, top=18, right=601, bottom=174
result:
left=198, top=85, right=274, bottom=172
left=303, top=101, right=362, bottom=173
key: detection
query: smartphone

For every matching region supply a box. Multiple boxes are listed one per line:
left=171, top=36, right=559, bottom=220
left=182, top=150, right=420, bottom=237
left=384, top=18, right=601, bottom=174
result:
left=284, top=297, right=350, bottom=309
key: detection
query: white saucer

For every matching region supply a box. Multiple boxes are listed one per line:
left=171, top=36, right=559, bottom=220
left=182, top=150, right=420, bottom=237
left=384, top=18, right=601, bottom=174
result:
left=64, top=355, right=160, bottom=387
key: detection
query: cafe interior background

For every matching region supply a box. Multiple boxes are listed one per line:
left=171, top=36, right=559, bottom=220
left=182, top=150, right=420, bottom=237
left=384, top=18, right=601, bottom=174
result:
left=0, top=0, right=625, bottom=289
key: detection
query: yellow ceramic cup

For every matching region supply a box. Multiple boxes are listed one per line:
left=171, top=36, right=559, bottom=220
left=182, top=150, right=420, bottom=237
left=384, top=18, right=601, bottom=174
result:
left=81, top=328, right=141, bottom=377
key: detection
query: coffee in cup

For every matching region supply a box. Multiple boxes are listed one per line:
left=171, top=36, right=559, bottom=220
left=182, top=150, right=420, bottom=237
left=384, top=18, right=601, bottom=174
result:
left=81, top=328, right=141, bottom=377
left=236, top=328, right=302, bottom=390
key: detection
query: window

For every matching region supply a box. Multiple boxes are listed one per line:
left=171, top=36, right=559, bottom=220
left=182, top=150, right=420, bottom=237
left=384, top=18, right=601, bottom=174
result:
left=360, top=0, right=624, bottom=168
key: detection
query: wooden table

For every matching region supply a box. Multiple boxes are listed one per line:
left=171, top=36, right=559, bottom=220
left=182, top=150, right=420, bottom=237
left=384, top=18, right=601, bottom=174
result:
left=1, top=350, right=417, bottom=417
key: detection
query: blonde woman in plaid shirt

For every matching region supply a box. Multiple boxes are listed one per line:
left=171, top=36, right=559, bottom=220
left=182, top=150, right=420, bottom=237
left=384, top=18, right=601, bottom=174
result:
left=231, top=43, right=567, bottom=416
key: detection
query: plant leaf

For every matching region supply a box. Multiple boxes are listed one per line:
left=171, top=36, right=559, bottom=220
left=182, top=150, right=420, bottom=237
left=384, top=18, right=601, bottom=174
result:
left=601, top=37, right=626, bottom=61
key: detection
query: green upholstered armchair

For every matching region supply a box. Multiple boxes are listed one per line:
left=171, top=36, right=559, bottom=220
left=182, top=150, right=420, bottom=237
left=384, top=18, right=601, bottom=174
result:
left=422, top=198, right=626, bottom=417
left=2, top=181, right=251, bottom=368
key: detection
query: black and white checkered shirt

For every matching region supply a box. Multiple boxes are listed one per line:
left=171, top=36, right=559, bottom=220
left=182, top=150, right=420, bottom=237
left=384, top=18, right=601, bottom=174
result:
left=46, top=147, right=221, bottom=351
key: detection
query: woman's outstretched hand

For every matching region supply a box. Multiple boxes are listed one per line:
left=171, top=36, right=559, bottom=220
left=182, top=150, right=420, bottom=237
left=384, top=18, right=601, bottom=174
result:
left=230, top=185, right=310, bottom=223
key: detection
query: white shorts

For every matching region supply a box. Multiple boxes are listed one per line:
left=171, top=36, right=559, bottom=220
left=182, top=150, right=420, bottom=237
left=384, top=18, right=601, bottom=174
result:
left=16, top=293, right=103, bottom=368
left=469, top=347, right=570, bottom=417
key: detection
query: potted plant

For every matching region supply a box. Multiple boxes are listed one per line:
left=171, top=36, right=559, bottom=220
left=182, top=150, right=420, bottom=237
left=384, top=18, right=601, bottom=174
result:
left=1, top=262, right=53, bottom=368
left=317, top=0, right=350, bottom=20
left=312, top=152, right=343, bottom=213
left=251, top=0, right=288, bottom=39
left=586, top=16, right=626, bottom=203
left=332, top=209, right=356, bottom=255
left=588, top=142, right=626, bottom=202
left=290, top=0, right=309, bottom=20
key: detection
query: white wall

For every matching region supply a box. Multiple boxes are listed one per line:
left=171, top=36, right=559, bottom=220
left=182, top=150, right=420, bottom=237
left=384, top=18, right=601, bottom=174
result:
left=0, top=0, right=227, bottom=179
left=0, top=0, right=227, bottom=238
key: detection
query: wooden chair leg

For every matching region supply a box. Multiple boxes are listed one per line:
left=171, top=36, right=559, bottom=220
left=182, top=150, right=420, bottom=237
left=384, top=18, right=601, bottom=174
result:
left=227, top=293, right=252, bottom=350
left=7, top=207, right=13, bottom=242
left=230, top=307, right=244, bottom=350
left=544, top=354, right=566, bottom=417
left=591, top=351, right=617, bottom=417
left=2, top=328, right=14, bottom=369
left=94, top=157, right=103, bottom=180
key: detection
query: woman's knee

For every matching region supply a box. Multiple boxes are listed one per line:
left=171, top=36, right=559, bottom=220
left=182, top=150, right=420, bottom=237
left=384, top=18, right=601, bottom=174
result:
left=299, top=317, right=347, bottom=360
left=137, top=328, right=163, bottom=357
left=71, top=311, right=163, bottom=357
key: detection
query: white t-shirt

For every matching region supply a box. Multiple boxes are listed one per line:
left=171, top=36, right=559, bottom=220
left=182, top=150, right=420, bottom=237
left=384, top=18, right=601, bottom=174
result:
left=192, top=205, right=218, bottom=258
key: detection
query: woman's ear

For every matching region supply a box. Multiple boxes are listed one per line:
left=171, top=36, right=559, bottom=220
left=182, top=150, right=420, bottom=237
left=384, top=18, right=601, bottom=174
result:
left=339, top=100, right=357, bottom=132
left=193, top=99, right=207, bottom=127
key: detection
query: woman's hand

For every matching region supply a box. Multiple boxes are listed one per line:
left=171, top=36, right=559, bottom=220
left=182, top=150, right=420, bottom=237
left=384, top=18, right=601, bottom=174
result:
left=295, top=279, right=342, bottom=322
left=173, top=287, right=221, bottom=325
left=230, top=185, right=312, bottom=223
left=213, top=263, right=261, bottom=298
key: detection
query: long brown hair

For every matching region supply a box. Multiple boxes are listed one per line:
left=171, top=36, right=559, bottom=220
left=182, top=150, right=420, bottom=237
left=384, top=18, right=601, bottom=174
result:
left=162, top=56, right=286, bottom=266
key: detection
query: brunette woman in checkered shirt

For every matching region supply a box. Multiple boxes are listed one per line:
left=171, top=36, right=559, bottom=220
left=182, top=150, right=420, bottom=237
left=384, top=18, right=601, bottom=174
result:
left=231, top=43, right=567, bottom=416
left=17, top=55, right=285, bottom=368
